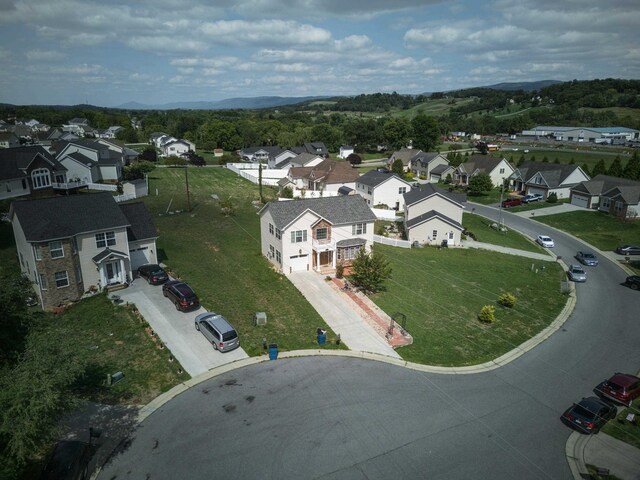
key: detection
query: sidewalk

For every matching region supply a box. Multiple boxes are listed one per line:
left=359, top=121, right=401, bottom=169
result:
left=287, top=271, right=401, bottom=358
left=460, top=239, right=554, bottom=261
left=511, top=202, right=595, bottom=217
left=567, top=431, right=640, bottom=480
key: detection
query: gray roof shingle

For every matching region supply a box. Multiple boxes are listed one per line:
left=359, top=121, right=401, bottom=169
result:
left=262, top=195, right=376, bottom=229
left=403, top=183, right=466, bottom=207
left=118, top=202, right=158, bottom=241
left=405, top=210, right=463, bottom=230
left=357, top=170, right=407, bottom=187
left=0, top=145, right=66, bottom=181
left=10, top=192, right=130, bottom=242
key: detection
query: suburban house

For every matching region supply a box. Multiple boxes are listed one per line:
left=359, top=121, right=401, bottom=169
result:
left=429, top=164, right=455, bottom=183
left=387, top=148, right=421, bottom=172
left=338, top=145, right=354, bottom=159
left=289, top=152, right=325, bottom=168
left=292, top=142, right=329, bottom=158
left=53, top=139, right=125, bottom=183
left=599, top=184, right=640, bottom=220
left=10, top=192, right=159, bottom=310
left=259, top=195, right=376, bottom=274
left=0, top=146, right=68, bottom=200
left=453, top=155, right=514, bottom=187
left=409, top=152, right=450, bottom=182
left=162, top=139, right=195, bottom=157
left=355, top=170, right=413, bottom=210
left=509, top=161, right=590, bottom=199
left=403, top=184, right=466, bottom=247
left=0, top=132, right=20, bottom=149
left=95, top=126, right=124, bottom=139
left=570, top=175, right=640, bottom=210
left=278, top=159, right=359, bottom=197
left=237, top=146, right=297, bottom=169
left=63, top=118, right=91, bottom=136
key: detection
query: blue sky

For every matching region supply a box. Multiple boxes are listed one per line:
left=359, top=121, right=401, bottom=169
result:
left=0, top=0, right=638, bottom=107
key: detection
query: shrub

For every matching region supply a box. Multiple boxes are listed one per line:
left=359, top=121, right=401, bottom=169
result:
left=546, top=192, right=558, bottom=203
left=335, top=262, right=344, bottom=279
left=478, top=305, right=496, bottom=323
left=497, top=293, right=516, bottom=308
left=281, top=186, right=293, bottom=199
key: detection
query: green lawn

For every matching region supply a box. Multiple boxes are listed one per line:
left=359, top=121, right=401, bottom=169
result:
left=534, top=210, right=640, bottom=251
left=462, top=213, right=543, bottom=253
left=466, top=188, right=503, bottom=205
left=371, top=244, right=567, bottom=366
left=143, top=167, right=344, bottom=355
left=602, top=398, right=640, bottom=450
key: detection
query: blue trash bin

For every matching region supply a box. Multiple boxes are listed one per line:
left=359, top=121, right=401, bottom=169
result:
left=269, top=343, right=278, bottom=360
left=317, top=333, right=326, bottom=345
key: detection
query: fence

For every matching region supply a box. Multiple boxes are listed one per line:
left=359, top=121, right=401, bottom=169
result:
left=370, top=207, right=400, bottom=221
left=373, top=235, right=411, bottom=248
left=226, top=163, right=284, bottom=187
left=113, top=192, right=136, bottom=203
left=87, top=183, right=118, bottom=191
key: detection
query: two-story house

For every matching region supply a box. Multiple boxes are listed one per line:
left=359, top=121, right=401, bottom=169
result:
left=10, top=192, right=158, bottom=310
left=403, top=184, right=467, bottom=246
left=0, top=146, right=68, bottom=200
left=280, top=159, right=359, bottom=197
left=53, top=139, right=125, bottom=183
left=509, top=161, right=590, bottom=199
left=355, top=170, right=413, bottom=210
left=409, top=152, right=450, bottom=182
left=453, top=155, right=514, bottom=188
left=259, top=195, right=376, bottom=274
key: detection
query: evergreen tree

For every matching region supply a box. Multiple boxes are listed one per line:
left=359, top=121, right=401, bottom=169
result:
left=622, top=150, right=640, bottom=180
left=468, top=172, right=494, bottom=194
left=607, top=156, right=623, bottom=177
left=569, top=158, right=575, bottom=165
left=591, top=159, right=607, bottom=177
left=581, top=163, right=591, bottom=177
left=348, top=248, right=392, bottom=294
left=391, top=158, right=404, bottom=175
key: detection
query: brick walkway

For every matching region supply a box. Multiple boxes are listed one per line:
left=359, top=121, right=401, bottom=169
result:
left=331, top=278, right=413, bottom=348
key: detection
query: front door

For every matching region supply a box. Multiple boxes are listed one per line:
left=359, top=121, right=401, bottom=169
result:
left=105, top=261, right=121, bottom=284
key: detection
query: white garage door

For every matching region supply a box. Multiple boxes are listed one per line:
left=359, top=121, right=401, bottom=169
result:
left=527, top=187, right=546, bottom=197
left=130, top=246, right=151, bottom=270
left=571, top=194, right=589, bottom=208
left=289, top=254, right=309, bottom=272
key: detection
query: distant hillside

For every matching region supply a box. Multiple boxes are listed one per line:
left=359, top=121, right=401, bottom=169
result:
left=116, top=96, right=330, bottom=110
left=482, top=80, right=563, bottom=92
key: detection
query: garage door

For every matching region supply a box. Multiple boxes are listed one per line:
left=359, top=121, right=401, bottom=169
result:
left=289, top=254, right=309, bottom=272
left=130, top=246, right=151, bottom=270
left=527, top=187, right=546, bottom=197
left=571, top=193, right=589, bottom=208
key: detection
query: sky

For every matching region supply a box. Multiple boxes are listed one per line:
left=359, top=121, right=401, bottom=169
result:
left=0, top=0, right=638, bottom=107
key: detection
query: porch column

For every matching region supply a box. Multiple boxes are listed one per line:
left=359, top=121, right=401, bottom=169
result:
left=316, top=250, right=320, bottom=272
left=119, top=259, right=125, bottom=283
left=332, top=249, right=336, bottom=268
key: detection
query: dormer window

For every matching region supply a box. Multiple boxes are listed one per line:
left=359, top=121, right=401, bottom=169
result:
left=31, top=168, right=51, bottom=189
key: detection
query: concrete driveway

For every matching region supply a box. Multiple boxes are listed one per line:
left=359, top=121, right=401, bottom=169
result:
left=118, top=278, right=248, bottom=377
left=287, top=271, right=400, bottom=358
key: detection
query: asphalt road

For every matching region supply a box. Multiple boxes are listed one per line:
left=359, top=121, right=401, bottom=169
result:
left=97, top=206, right=640, bottom=480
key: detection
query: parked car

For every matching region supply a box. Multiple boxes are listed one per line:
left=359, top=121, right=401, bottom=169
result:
left=194, top=312, right=240, bottom=352
left=624, top=275, right=640, bottom=290
left=501, top=198, right=522, bottom=208
left=567, top=265, right=587, bottom=282
left=575, top=251, right=598, bottom=266
left=162, top=280, right=200, bottom=311
left=595, top=373, right=640, bottom=406
left=560, top=396, right=617, bottom=434
left=615, top=245, right=640, bottom=255
left=137, top=264, right=169, bottom=285
left=536, top=235, right=555, bottom=248
left=521, top=194, right=540, bottom=203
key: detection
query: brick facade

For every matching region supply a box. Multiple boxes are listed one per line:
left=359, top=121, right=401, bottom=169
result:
left=35, top=238, right=84, bottom=309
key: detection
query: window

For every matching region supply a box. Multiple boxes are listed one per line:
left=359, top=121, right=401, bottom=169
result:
left=39, top=273, right=48, bottom=290
left=352, top=223, right=367, bottom=235
left=34, top=245, right=41, bottom=261
left=432, top=230, right=438, bottom=239
left=276, top=250, right=282, bottom=264
left=337, top=245, right=362, bottom=261
left=499, top=168, right=505, bottom=174
left=269, top=223, right=274, bottom=235
left=269, top=245, right=275, bottom=258
left=367, top=187, right=372, bottom=194
left=316, top=227, right=328, bottom=240
left=49, top=241, right=64, bottom=258
left=275, top=228, right=281, bottom=240
left=398, top=187, right=407, bottom=194
left=55, top=271, right=69, bottom=288
left=290, top=230, right=307, bottom=243
left=31, top=168, right=51, bottom=189
left=75, top=265, right=83, bottom=283
left=95, top=231, right=116, bottom=248
left=71, top=237, right=78, bottom=254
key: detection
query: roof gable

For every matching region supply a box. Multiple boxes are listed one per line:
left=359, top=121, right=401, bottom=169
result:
left=403, top=183, right=466, bottom=207
left=357, top=170, right=410, bottom=188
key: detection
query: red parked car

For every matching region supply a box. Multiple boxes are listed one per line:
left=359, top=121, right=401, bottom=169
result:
left=595, top=373, right=640, bottom=406
left=501, top=198, right=522, bottom=208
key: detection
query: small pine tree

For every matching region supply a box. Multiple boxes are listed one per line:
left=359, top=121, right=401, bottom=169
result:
left=347, top=248, right=392, bottom=294
left=553, top=157, right=560, bottom=164
left=591, top=159, right=607, bottom=177
left=542, top=156, right=549, bottom=163
left=607, top=156, right=623, bottom=177
left=546, top=192, right=558, bottom=203
left=569, top=158, right=575, bottom=165
left=497, top=293, right=516, bottom=308
left=582, top=163, right=591, bottom=177
left=478, top=305, right=496, bottom=323
left=622, top=150, right=640, bottom=180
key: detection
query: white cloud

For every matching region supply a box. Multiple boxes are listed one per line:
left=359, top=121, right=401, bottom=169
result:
left=26, top=49, right=66, bottom=61
left=199, top=19, right=332, bottom=46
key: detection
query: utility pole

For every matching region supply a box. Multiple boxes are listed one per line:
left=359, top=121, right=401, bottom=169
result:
left=185, top=165, right=191, bottom=212
left=258, top=160, right=263, bottom=204
left=498, top=178, right=505, bottom=231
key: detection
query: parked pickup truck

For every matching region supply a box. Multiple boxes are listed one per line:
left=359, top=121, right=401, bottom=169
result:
left=522, top=193, right=543, bottom=203
left=501, top=198, right=523, bottom=208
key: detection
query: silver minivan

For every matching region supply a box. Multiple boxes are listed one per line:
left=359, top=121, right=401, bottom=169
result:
left=194, top=312, right=240, bottom=352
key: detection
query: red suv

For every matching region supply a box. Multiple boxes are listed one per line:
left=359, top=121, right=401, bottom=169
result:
left=595, top=373, right=640, bottom=406
left=501, top=198, right=522, bottom=208
left=162, top=280, right=200, bottom=312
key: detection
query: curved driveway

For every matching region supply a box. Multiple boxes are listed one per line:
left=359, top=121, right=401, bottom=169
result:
left=98, top=206, right=640, bottom=480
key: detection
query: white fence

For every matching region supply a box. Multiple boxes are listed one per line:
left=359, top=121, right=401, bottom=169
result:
left=370, top=207, right=400, bottom=221
left=293, top=190, right=339, bottom=199
left=226, top=163, right=284, bottom=186
left=113, top=192, right=136, bottom=203
left=373, top=235, right=411, bottom=248
left=87, top=183, right=118, bottom=191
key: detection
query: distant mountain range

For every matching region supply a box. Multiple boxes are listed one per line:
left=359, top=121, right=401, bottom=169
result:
left=115, top=96, right=330, bottom=111
left=481, top=80, right=563, bottom=91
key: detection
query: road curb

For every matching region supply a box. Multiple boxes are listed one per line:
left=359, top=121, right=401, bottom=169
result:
left=565, top=432, right=590, bottom=479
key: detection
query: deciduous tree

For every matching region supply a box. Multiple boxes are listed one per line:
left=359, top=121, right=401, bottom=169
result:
left=468, top=172, right=493, bottom=194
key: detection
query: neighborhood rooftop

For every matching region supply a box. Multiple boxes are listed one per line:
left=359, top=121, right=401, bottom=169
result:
left=403, top=183, right=467, bottom=206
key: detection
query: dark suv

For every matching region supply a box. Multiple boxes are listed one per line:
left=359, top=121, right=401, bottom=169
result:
left=137, top=264, right=169, bottom=285
left=162, top=280, right=200, bottom=311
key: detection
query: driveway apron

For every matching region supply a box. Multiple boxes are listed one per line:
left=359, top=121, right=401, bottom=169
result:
left=287, top=271, right=400, bottom=358
left=117, top=279, right=248, bottom=377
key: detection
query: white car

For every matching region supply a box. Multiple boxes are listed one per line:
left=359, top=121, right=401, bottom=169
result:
left=536, top=235, right=555, bottom=248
